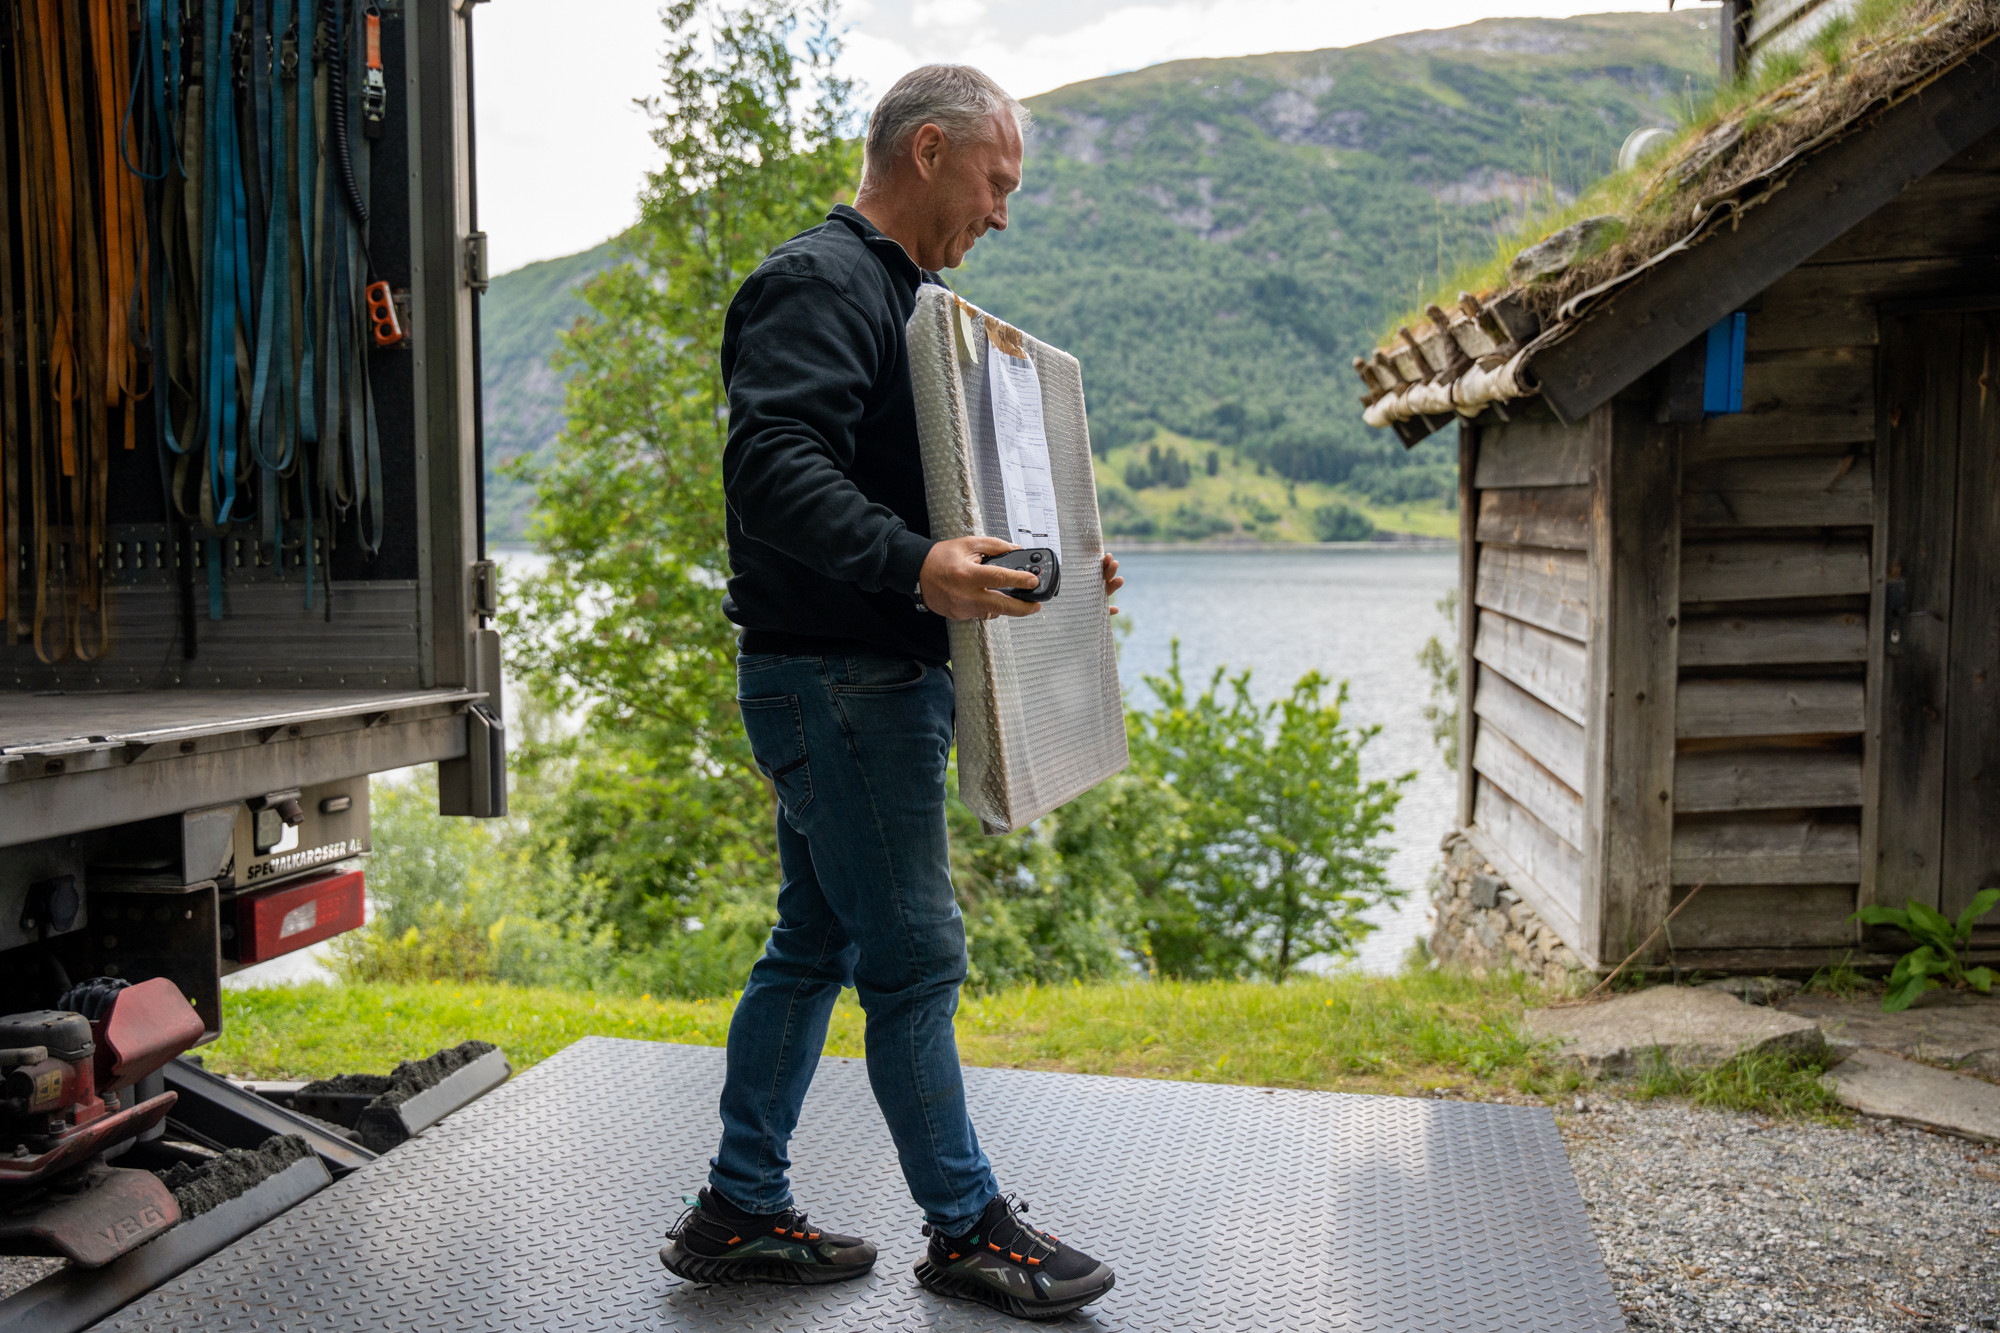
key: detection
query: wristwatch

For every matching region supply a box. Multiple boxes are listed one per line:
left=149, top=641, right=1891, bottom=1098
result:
left=912, top=576, right=931, bottom=613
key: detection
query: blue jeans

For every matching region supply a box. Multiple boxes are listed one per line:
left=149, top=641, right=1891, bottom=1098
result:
left=708, top=652, right=998, bottom=1235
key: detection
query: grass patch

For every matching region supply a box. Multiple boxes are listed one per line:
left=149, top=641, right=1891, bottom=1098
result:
left=1094, top=435, right=1458, bottom=543
left=210, top=983, right=763, bottom=1078
left=210, top=974, right=1845, bottom=1121
left=1628, top=1046, right=1849, bottom=1122
left=211, top=970, right=1577, bottom=1100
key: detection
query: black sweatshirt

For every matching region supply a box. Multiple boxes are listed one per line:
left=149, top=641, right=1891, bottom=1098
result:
left=719, top=205, right=948, bottom=664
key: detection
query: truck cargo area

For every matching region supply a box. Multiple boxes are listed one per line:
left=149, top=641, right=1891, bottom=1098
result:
left=0, top=0, right=508, bottom=1321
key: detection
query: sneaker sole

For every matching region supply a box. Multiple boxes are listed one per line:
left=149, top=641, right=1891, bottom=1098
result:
left=913, top=1256, right=1114, bottom=1321
left=660, top=1243, right=874, bottom=1286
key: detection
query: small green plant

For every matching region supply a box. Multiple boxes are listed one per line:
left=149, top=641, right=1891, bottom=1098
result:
left=1416, top=590, right=1459, bottom=770
left=1851, top=888, right=2000, bottom=1012
left=1802, top=948, right=1871, bottom=1000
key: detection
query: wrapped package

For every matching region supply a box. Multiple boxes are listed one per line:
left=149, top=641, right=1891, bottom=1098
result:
left=907, top=285, right=1128, bottom=834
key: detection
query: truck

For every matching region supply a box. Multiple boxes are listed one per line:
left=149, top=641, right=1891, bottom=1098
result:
left=0, top=0, right=507, bottom=1323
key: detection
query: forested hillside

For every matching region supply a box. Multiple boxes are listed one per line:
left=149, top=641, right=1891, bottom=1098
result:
left=481, top=10, right=1713, bottom=542
left=481, top=240, right=623, bottom=541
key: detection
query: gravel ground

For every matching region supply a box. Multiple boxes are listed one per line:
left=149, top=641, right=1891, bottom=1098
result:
left=1563, top=1096, right=2000, bottom=1332
left=0, top=1254, right=64, bottom=1298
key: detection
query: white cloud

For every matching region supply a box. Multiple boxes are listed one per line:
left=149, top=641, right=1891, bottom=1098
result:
left=472, top=2, right=664, bottom=274
left=473, top=0, right=1696, bottom=273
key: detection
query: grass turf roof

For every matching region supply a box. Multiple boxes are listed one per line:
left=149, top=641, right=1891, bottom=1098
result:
left=1378, top=0, right=2000, bottom=348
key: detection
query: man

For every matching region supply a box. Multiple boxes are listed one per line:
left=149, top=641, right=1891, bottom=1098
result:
left=657, top=65, right=1122, bottom=1320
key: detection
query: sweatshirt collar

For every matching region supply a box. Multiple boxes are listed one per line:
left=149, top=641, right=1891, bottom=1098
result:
left=829, top=204, right=939, bottom=290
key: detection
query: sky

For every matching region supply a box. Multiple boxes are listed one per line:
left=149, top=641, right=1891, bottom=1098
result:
left=473, top=0, right=1695, bottom=276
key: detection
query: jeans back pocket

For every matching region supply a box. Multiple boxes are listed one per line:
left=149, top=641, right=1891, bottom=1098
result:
left=738, top=694, right=814, bottom=822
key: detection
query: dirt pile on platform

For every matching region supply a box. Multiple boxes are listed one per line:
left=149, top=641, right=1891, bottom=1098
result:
left=158, top=1135, right=314, bottom=1220
left=299, top=1040, right=496, bottom=1111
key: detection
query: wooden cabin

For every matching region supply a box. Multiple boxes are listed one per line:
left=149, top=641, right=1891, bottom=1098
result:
left=1357, top=2, right=2000, bottom=974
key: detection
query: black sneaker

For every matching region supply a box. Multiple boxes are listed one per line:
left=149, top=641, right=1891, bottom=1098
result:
left=659, top=1186, right=877, bottom=1285
left=914, top=1193, right=1114, bottom=1321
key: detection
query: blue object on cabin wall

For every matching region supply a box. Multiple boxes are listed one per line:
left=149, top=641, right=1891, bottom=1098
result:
left=1703, top=312, right=1747, bottom=415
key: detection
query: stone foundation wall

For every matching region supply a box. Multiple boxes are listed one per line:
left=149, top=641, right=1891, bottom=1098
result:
left=1429, top=830, right=1593, bottom=988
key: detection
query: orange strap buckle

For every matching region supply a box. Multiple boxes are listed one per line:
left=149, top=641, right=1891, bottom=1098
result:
left=366, top=281, right=404, bottom=348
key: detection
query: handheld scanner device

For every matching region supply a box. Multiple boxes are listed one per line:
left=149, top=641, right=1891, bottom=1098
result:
left=984, top=548, right=1061, bottom=602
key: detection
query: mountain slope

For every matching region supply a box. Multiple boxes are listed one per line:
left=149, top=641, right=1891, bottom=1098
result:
left=481, top=239, right=624, bottom=541
left=479, top=10, right=1715, bottom=543
left=954, top=11, right=1714, bottom=492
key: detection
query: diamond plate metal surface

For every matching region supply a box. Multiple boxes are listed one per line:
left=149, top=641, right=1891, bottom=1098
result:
left=99, top=1038, right=1623, bottom=1331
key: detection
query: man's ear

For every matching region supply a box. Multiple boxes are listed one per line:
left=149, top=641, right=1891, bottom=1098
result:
left=908, top=123, right=947, bottom=181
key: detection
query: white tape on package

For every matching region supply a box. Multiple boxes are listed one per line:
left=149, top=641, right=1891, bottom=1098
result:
left=907, top=285, right=1128, bottom=834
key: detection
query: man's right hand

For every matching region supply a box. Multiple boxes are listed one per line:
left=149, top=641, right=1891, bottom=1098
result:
left=919, top=536, right=1043, bottom=621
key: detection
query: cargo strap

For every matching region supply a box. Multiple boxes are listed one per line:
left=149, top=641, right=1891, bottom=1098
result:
left=1, top=0, right=148, bottom=662
left=0, top=0, right=394, bottom=654
left=129, top=0, right=383, bottom=623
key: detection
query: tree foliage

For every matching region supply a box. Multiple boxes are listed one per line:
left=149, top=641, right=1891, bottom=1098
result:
left=501, top=0, right=859, bottom=966
left=1126, top=647, right=1410, bottom=980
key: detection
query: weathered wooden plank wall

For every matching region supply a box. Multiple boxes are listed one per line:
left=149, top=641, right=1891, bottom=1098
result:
left=1461, top=407, right=1597, bottom=962
left=1584, top=399, right=1680, bottom=966
left=1645, top=132, right=2000, bottom=951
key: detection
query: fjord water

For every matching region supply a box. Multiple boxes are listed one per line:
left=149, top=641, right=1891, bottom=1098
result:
left=1110, top=547, right=1458, bottom=973
left=481, top=545, right=1456, bottom=976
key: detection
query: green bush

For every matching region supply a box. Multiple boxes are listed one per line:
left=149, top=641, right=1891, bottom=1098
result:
left=1126, top=645, right=1411, bottom=979
left=330, top=766, right=618, bottom=989
left=335, top=904, right=496, bottom=984
left=1311, top=502, right=1376, bottom=542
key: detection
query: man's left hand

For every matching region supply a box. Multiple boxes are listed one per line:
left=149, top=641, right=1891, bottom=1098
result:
left=1102, top=551, right=1123, bottom=616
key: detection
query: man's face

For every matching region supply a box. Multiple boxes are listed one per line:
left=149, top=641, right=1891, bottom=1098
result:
left=911, top=112, right=1022, bottom=270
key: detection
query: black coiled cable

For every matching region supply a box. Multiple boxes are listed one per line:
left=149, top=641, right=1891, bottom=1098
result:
left=326, top=0, right=368, bottom=229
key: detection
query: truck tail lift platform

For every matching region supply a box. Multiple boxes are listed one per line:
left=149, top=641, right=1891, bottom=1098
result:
left=23, top=1039, right=1624, bottom=1332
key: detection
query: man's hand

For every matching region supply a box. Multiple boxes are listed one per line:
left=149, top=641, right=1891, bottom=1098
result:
left=1102, top=550, right=1123, bottom=616
left=920, top=536, right=1043, bottom=621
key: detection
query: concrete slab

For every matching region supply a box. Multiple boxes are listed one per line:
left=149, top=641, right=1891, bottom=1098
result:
left=1781, top=990, right=2000, bottom=1075
left=1526, top=986, right=1825, bottom=1075
left=1822, top=1047, right=2000, bottom=1143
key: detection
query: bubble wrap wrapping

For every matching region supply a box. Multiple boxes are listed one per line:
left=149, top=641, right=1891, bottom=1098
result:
left=908, top=285, right=1128, bottom=834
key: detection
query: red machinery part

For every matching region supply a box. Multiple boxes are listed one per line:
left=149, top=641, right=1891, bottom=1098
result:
left=0, top=1165, right=181, bottom=1266
left=0, top=1091, right=176, bottom=1186
left=236, top=868, right=365, bottom=964
left=92, top=977, right=207, bottom=1095
left=4, top=1057, right=85, bottom=1114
